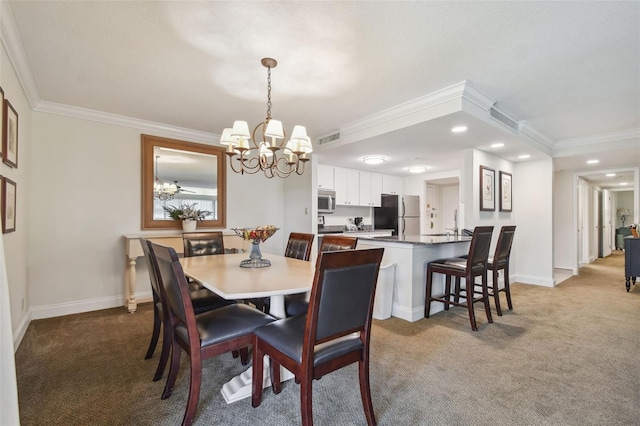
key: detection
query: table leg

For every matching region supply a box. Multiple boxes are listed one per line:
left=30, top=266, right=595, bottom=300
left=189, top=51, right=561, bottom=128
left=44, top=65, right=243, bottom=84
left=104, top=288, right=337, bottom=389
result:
left=220, top=294, right=294, bottom=404
left=126, top=256, right=138, bottom=313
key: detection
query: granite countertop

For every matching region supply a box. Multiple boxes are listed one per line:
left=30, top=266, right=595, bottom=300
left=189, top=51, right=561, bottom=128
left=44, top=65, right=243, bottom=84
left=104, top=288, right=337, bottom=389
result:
left=317, top=227, right=394, bottom=235
left=358, top=234, right=472, bottom=246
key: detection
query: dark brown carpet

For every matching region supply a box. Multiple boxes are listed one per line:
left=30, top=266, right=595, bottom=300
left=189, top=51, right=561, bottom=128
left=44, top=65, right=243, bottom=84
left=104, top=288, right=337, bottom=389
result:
left=15, top=251, right=640, bottom=425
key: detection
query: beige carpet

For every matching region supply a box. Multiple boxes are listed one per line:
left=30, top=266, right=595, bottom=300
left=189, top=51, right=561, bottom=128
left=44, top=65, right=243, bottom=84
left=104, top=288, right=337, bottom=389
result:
left=15, top=251, right=640, bottom=425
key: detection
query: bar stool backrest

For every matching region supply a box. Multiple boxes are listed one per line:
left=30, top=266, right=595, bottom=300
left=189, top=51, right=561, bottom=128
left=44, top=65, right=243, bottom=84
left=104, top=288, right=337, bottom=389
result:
left=493, top=226, right=516, bottom=267
left=466, top=226, right=494, bottom=270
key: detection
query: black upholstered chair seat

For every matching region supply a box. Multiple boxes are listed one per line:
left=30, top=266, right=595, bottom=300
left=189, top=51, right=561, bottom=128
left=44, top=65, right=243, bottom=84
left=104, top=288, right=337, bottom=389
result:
left=175, top=304, right=274, bottom=347
left=253, top=315, right=363, bottom=365
left=431, top=258, right=486, bottom=275
left=190, top=288, right=235, bottom=314
left=283, top=293, right=309, bottom=317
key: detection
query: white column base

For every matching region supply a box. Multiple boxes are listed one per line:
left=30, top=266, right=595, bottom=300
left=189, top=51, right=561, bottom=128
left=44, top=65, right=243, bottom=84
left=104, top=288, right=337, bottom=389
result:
left=221, top=355, right=294, bottom=404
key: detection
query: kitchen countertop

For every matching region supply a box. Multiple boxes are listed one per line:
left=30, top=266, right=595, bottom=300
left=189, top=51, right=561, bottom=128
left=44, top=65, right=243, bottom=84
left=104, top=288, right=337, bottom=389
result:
left=358, top=234, right=472, bottom=246
left=317, top=228, right=394, bottom=235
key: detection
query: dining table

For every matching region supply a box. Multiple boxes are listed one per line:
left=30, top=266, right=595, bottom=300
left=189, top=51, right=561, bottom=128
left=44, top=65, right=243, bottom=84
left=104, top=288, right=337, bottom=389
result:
left=179, top=251, right=316, bottom=403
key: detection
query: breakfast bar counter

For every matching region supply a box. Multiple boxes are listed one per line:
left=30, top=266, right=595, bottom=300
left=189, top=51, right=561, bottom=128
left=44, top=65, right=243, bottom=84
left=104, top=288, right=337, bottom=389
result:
left=357, top=234, right=472, bottom=322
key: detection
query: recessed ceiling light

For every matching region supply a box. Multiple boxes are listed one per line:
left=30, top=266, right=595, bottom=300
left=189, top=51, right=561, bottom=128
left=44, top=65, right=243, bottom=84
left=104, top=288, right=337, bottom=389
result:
left=451, top=126, right=467, bottom=133
left=407, top=165, right=428, bottom=174
left=620, top=182, right=629, bottom=186
left=586, top=159, right=599, bottom=164
left=518, top=154, right=530, bottom=159
left=606, top=173, right=616, bottom=177
left=362, top=156, right=385, bottom=165
left=490, top=143, right=504, bottom=148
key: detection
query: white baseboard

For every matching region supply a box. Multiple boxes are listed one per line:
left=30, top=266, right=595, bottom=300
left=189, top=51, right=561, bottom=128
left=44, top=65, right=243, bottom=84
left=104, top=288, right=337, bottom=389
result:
left=12, top=310, right=31, bottom=352
left=30, top=290, right=152, bottom=320
left=391, top=304, right=424, bottom=322
left=514, top=274, right=555, bottom=287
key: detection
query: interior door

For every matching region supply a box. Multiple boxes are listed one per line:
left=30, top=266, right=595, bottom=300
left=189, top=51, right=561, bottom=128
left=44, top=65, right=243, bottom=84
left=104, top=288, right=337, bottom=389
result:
left=442, top=185, right=460, bottom=233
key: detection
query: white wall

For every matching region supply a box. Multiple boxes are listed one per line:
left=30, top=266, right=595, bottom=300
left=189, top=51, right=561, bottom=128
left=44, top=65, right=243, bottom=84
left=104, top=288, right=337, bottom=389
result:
left=513, top=158, right=554, bottom=286
left=615, top=190, right=634, bottom=227
left=553, top=170, right=575, bottom=271
left=1, top=40, right=31, bottom=346
left=460, top=149, right=554, bottom=287
left=27, top=111, right=287, bottom=322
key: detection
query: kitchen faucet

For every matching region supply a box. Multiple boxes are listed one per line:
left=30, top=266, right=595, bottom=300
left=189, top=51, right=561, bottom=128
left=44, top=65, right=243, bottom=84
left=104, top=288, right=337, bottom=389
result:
left=445, top=209, right=459, bottom=237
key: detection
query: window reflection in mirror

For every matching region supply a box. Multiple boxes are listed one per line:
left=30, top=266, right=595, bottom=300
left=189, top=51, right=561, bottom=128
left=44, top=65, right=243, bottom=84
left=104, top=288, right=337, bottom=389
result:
left=142, top=135, right=226, bottom=230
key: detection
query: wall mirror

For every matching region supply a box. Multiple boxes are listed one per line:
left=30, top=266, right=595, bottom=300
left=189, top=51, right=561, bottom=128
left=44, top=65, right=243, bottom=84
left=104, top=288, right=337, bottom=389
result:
left=141, top=134, right=226, bottom=230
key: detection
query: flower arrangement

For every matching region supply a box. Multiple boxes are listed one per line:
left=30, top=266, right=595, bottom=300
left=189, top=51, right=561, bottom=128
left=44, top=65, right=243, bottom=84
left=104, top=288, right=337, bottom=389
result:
left=163, top=203, right=213, bottom=221
left=232, top=225, right=279, bottom=243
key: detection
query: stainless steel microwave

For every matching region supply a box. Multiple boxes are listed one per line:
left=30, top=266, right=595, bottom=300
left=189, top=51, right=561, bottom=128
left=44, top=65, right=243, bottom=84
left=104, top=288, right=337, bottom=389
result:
left=318, top=189, right=336, bottom=214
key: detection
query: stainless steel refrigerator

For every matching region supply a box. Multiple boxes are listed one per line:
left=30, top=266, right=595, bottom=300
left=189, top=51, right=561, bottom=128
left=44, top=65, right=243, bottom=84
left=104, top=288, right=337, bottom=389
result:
left=374, top=194, right=421, bottom=235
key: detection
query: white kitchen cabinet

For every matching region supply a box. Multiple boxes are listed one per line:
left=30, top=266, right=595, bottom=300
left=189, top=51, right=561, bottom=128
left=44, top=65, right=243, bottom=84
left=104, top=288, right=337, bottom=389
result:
left=360, top=171, right=383, bottom=207
left=317, top=164, right=334, bottom=189
left=382, top=174, right=402, bottom=195
left=334, top=167, right=359, bottom=206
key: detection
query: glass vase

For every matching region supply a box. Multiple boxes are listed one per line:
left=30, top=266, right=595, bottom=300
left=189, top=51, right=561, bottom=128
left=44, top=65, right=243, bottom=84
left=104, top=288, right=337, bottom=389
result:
left=239, top=240, right=271, bottom=268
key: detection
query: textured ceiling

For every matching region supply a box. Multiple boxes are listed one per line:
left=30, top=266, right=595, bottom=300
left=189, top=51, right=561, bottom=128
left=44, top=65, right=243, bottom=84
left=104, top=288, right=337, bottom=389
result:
left=5, top=1, right=640, bottom=188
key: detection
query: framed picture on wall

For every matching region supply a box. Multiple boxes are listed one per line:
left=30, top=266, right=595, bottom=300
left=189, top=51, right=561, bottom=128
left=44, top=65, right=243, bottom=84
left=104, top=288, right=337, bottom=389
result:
left=3, top=99, right=19, bottom=168
left=479, top=165, right=495, bottom=211
left=0, top=86, right=4, bottom=159
left=2, top=176, right=16, bottom=233
left=499, top=171, right=513, bottom=212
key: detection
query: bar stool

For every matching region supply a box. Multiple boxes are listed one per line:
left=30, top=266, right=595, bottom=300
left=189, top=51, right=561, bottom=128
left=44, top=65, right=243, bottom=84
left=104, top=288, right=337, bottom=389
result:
left=487, top=225, right=516, bottom=316
left=424, top=226, right=494, bottom=331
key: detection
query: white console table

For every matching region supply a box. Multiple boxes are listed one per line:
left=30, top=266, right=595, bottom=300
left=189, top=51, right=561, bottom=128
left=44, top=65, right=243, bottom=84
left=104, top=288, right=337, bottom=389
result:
left=123, top=234, right=244, bottom=313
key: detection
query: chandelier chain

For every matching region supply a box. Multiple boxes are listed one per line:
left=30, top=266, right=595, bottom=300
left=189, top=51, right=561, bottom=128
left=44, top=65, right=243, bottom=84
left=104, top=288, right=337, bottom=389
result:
left=266, top=66, right=272, bottom=120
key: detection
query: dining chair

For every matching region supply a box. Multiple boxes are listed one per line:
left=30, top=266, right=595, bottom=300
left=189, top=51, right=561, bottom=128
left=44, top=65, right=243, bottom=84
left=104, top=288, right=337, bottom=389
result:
left=424, top=226, right=494, bottom=331
left=150, top=242, right=275, bottom=426
left=140, top=239, right=237, bottom=383
left=252, top=247, right=385, bottom=426
left=182, top=231, right=225, bottom=257
left=284, top=234, right=357, bottom=317
left=248, top=232, right=315, bottom=314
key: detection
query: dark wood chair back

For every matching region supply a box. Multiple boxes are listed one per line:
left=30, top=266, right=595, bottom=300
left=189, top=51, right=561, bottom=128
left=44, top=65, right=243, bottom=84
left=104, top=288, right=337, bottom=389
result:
left=465, top=226, right=494, bottom=272
left=284, top=232, right=314, bottom=260
left=319, top=235, right=358, bottom=252
left=182, top=231, right=225, bottom=257
left=140, top=238, right=172, bottom=381
left=252, top=248, right=385, bottom=425
left=308, top=248, right=383, bottom=343
left=149, top=242, right=273, bottom=425
left=493, top=226, right=516, bottom=267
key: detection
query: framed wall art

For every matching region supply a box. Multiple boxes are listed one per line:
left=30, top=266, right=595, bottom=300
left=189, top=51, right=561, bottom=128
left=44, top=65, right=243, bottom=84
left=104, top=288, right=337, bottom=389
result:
left=3, top=99, right=18, bottom=168
left=2, top=176, right=16, bottom=233
left=479, top=165, right=495, bottom=211
left=499, top=171, right=513, bottom=212
left=0, top=86, right=4, bottom=159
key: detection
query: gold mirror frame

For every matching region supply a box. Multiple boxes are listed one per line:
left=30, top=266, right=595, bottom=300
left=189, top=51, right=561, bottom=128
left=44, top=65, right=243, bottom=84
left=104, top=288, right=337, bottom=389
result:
left=141, top=134, right=226, bottom=230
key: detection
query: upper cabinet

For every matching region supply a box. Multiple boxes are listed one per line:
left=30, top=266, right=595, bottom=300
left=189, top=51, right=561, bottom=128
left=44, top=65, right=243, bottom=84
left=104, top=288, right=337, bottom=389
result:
left=360, top=171, right=383, bottom=207
left=317, top=164, right=334, bottom=189
left=334, top=167, right=360, bottom=205
left=382, top=175, right=402, bottom=195
left=320, top=164, right=399, bottom=207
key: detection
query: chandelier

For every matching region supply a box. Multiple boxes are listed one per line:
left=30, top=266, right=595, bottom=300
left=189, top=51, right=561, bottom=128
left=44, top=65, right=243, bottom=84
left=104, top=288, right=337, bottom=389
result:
left=220, top=58, right=312, bottom=178
left=153, top=155, right=178, bottom=201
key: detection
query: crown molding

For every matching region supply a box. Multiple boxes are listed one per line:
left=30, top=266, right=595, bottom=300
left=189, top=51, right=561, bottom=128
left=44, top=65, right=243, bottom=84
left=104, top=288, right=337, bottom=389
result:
left=554, top=129, right=640, bottom=149
left=340, top=81, right=469, bottom=137
left=518, top=121, right=555, bottom=152
left=35, top=100, right=219, bottom=143
left=459, top=80, right=496, bottom=112
left=0, top=0, right=40, bottom=108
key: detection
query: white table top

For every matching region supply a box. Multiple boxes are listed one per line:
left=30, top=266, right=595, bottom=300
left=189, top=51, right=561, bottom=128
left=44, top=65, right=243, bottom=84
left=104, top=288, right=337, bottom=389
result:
left=179, top=252, right=315, bottom=300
